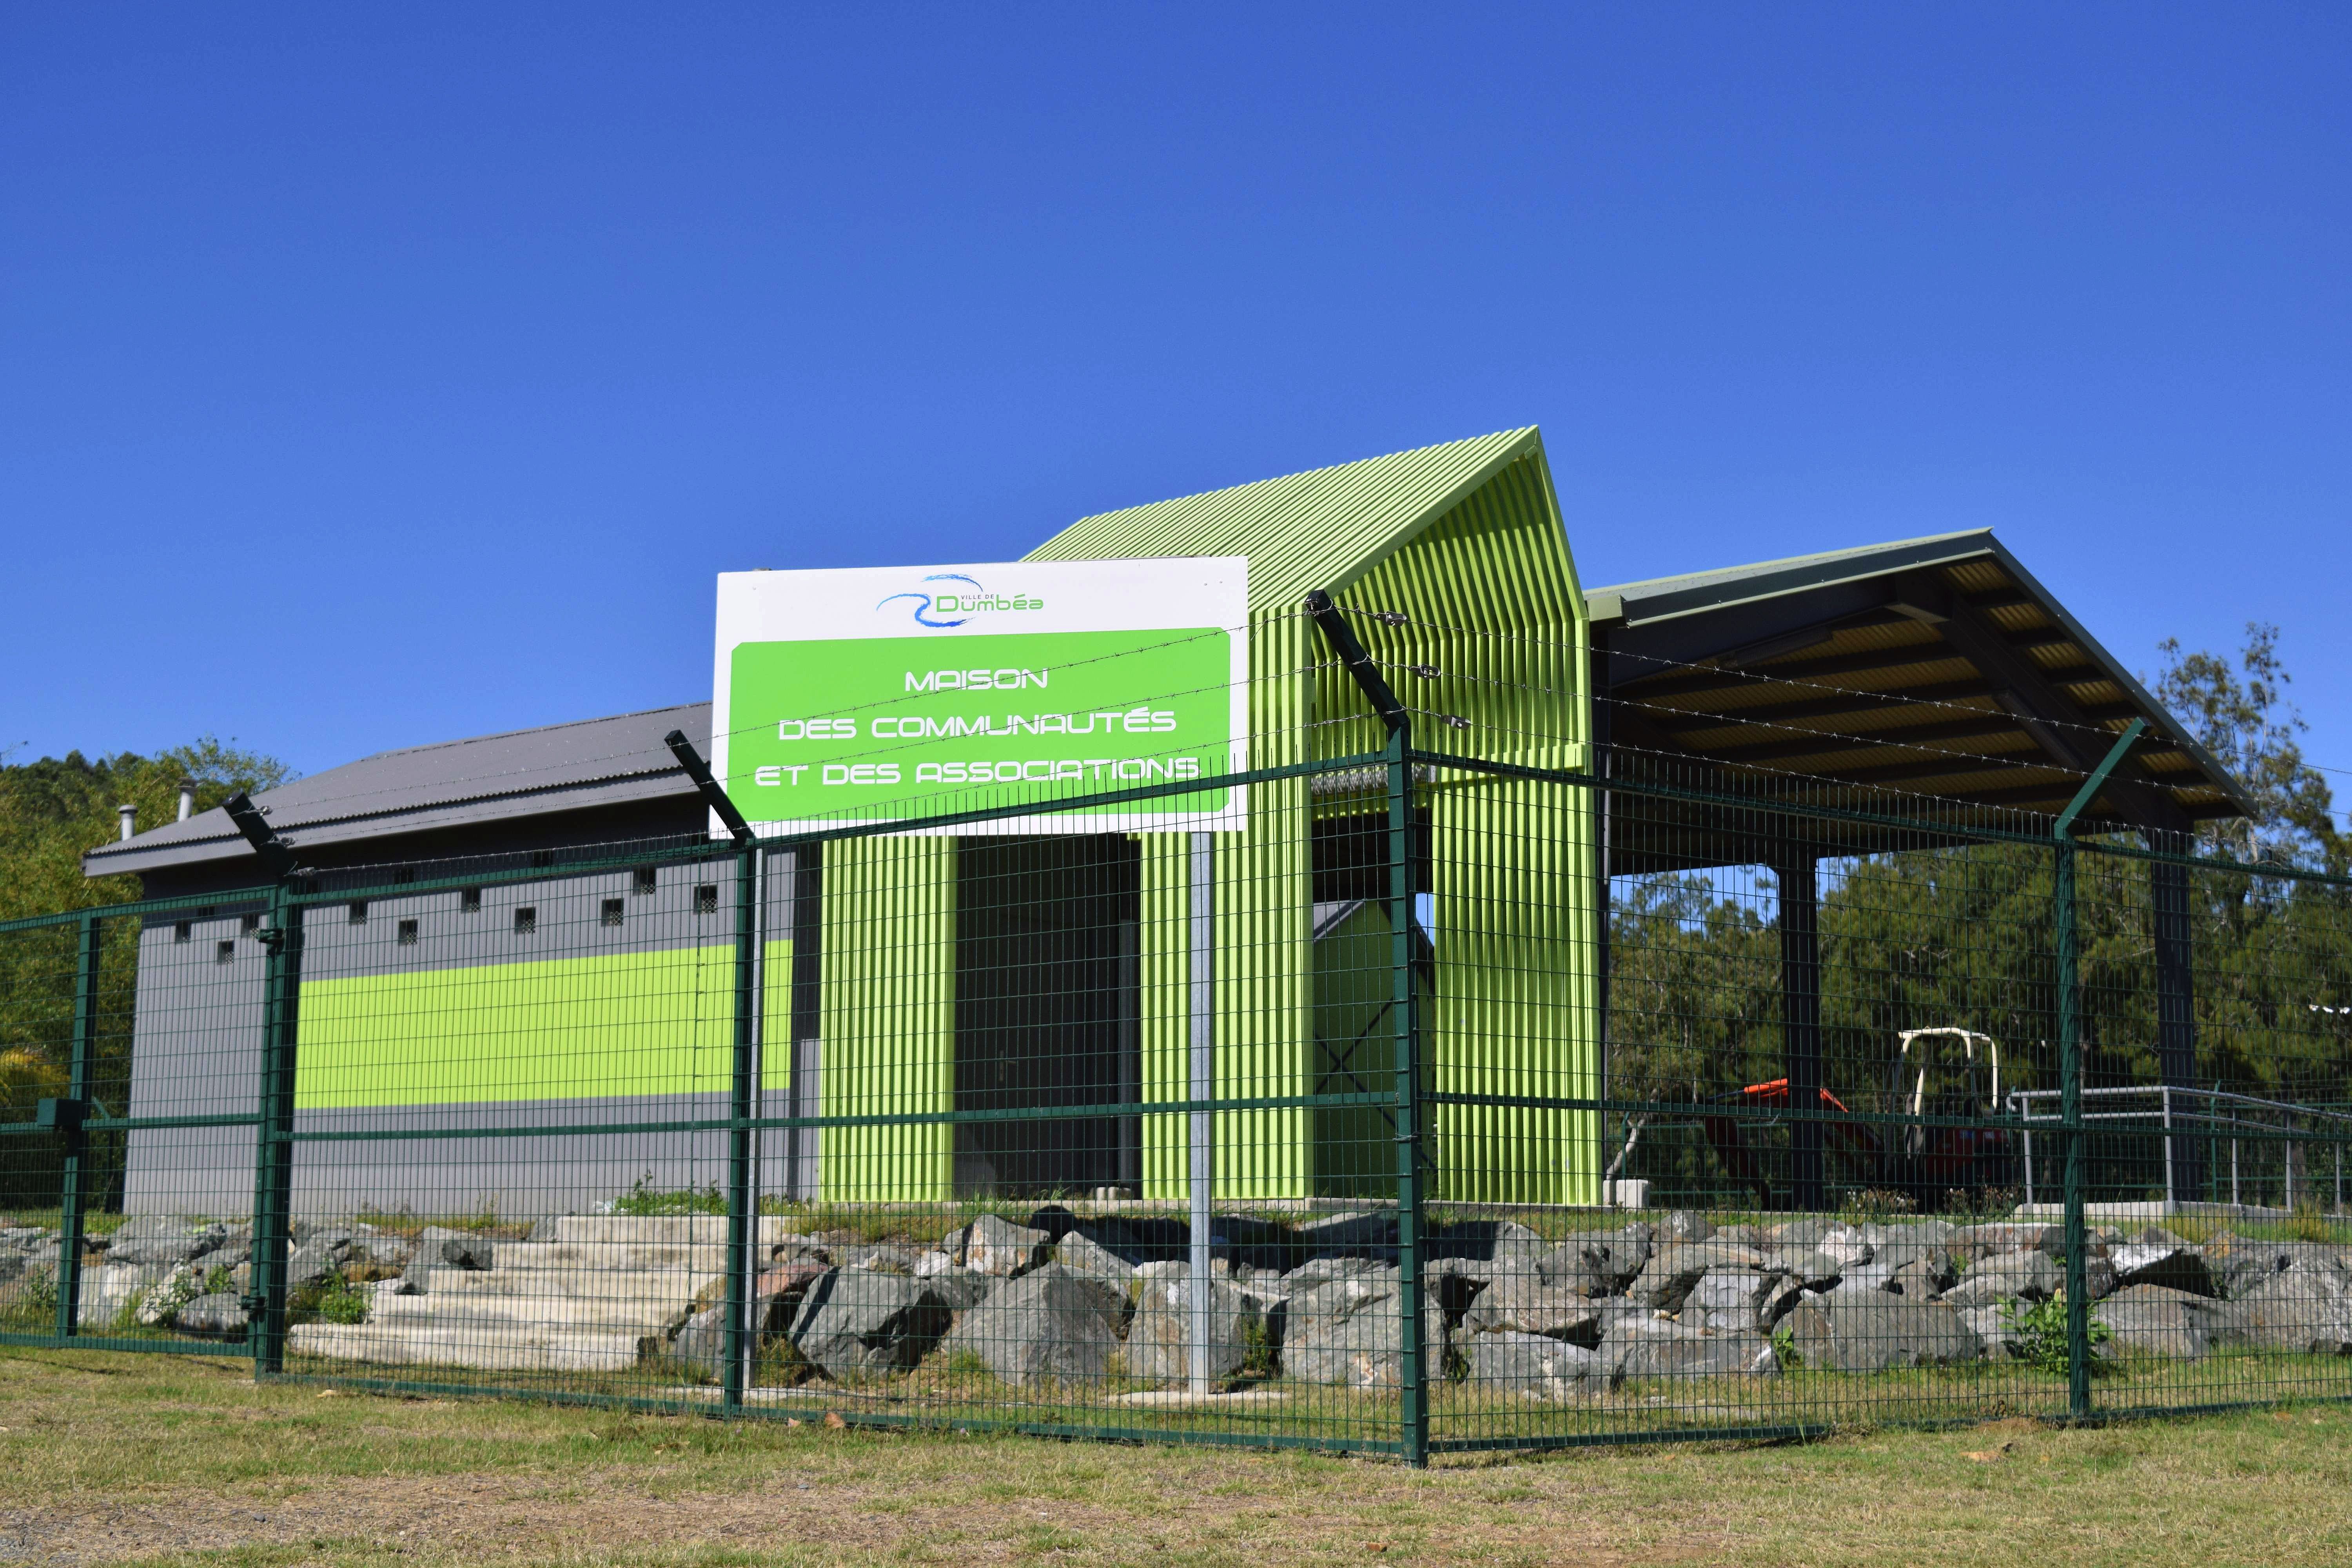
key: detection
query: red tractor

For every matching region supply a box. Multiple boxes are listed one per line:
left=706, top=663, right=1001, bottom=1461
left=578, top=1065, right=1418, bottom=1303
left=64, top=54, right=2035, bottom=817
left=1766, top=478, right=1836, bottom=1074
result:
left=1700, top=1028, right=2019, bottom=1209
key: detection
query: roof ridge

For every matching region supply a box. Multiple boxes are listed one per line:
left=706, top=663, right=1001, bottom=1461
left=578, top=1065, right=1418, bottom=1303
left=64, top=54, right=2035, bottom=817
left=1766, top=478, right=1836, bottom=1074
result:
left=347, top=701, right=710, bottom=766
left=1058, top=427, right=1537, bottom=529
left=1590, top=528, right=1996, bottom=598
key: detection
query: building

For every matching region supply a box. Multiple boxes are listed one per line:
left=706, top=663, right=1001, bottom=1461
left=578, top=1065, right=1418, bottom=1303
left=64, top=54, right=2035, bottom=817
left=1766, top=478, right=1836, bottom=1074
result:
left=86, top=429, right=2243, bottom=1216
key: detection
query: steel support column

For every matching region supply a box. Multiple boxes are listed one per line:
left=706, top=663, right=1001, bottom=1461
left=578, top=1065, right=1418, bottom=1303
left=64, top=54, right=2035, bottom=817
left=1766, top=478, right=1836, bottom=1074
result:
left=2149, top=850, right=2201, bottom=1207
left=1777, top=855, right=1824, bottom=1212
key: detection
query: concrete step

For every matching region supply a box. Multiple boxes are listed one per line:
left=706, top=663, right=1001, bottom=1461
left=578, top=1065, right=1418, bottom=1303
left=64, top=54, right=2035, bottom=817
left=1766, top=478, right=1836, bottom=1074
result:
left=421, top=1262, right=721, bottom=1299
left=483, top=1241, right=730, bottom=1274
left=291, top=1321, right=646, bottom=1374
left=370, top=1294, right=685, bottom=1333
left=537, top=1215, right=811, bottom=1247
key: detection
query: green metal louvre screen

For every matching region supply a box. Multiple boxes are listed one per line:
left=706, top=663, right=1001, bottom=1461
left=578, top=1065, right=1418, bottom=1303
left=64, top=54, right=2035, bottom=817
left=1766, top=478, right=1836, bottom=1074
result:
left=4, top=598, right=2351, bottom=1464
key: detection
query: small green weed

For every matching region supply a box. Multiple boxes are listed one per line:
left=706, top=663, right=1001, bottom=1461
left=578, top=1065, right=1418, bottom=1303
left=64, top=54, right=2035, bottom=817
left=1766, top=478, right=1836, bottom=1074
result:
left=2003, top=1290, right=2115, bottom=1377
left=610, top=1174, right=727, bottom=1217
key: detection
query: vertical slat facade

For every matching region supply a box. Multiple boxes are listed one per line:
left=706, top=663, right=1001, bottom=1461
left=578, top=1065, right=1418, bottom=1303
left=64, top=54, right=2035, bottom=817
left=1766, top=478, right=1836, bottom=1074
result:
left=819, top=835, right=956, bottom=1202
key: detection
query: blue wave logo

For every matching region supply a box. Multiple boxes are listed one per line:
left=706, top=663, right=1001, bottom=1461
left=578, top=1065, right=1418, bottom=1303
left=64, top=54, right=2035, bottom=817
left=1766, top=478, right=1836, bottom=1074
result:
left=876, top=573, right=984, bottom=629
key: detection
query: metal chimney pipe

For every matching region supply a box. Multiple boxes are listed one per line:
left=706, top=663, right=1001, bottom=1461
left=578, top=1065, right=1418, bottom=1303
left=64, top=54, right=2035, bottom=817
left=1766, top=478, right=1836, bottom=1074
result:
left=177, top=777, right=197, bottom=822
left=117, top=803, right=137, bottom=841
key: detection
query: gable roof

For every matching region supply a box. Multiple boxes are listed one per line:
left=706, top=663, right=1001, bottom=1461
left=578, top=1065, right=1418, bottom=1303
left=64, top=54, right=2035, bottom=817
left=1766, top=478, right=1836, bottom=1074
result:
left=1026, top=428, right=1546, bottom=606
left=82, top=702, right=710, bottom=879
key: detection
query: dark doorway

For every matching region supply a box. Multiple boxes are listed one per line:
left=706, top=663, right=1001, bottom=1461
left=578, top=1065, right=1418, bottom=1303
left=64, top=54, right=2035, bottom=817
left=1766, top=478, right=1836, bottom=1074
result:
left=954, top=835, right=1140, bottom=1198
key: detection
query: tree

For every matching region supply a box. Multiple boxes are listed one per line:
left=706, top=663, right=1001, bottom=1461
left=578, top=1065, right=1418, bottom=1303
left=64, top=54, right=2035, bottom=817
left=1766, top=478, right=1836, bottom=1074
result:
left=2153, top=623, right=2347, bottom=873
left=0, top=738, right=293, bottom=920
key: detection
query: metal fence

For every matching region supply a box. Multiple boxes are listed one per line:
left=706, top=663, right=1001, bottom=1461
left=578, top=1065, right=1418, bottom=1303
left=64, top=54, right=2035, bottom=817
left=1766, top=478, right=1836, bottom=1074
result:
left=6, top=608, right=2352, bottom=1465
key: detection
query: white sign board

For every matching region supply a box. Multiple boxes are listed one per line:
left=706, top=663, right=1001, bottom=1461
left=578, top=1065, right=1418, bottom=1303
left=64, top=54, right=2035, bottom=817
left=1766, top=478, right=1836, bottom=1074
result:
left=711, top=557, right=1249, bottom=835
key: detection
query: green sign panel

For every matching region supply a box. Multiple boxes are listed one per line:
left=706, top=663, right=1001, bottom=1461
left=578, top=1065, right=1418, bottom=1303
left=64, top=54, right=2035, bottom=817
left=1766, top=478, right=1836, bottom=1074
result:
left=726, top=627, right=1233, bottom=822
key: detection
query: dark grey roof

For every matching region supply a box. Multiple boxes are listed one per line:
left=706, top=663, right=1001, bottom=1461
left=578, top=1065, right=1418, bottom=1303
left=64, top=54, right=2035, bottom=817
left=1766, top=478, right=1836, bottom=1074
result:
left=1586, top=529, right=2250, bottom=829
left=83, top=702, right=709, bottom=878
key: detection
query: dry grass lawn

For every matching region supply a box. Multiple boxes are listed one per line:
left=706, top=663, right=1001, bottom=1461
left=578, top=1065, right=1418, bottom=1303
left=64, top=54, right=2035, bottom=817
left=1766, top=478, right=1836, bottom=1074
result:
left=3, top=1347, right=2349, bottom=1566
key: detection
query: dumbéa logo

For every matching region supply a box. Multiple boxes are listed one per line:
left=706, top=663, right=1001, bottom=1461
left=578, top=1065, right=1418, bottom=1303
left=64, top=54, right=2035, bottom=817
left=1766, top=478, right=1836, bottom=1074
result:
left=874, top=573, right=1045, bottom=629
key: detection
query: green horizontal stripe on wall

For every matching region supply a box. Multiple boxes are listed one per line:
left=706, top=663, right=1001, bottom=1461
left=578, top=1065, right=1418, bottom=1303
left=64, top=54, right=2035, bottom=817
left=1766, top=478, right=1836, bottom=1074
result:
left=296, top=942, right=792, bottom=1108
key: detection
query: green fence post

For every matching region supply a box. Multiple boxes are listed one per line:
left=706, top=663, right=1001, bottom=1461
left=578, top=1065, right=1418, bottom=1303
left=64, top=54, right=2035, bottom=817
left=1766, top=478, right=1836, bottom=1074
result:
left=1304, top=589, right=1427, bottom=1464
left=1386, top=717, right=1428, bottom=1467
left=247, top=883, right=303, bottom=1374
left=664, top=732, right=763, bottom=1413
left=723, top=845, right=759, bottom=1411
left=2053, top=831, right=2089, bottom=1418
left=2053, top=719, right=2143, bottom=1421
left=51, top=913, right=101, bottom=1341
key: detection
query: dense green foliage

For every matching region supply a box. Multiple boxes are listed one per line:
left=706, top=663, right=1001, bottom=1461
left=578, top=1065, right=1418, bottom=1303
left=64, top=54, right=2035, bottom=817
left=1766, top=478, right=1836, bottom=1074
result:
left=0, top=738, right=291, bottom=921
left=0, top=740, right=289, bottom=1206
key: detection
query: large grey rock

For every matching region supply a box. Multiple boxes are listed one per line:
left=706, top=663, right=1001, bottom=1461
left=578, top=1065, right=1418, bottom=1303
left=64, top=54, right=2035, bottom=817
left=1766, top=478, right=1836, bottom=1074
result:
left=1863, top=1229, right=1956, bottom=1273
left=941, top=1267, right=1125, bottom=1387
left=1608, top=1319, right=1778, bottom=1379
left=1953, top=1223, right=2062, bottom=1261
left=842, top=1244, right=926, bottom=1275
left=1281, top=1278, right=1447, bottom=1388
left=285, top=1242, right=345, bottom=1290
left=2194, top=1232, right=2336, bottom=1299
left=673, top=1305, right=729, bottom=1376
left=1294, top=1210, right=1398, bottom=1263
left=105, top=1217, right=227, bottom=1268
left=1886, top=1256, right=1956, bottom=1299
left=1775, top=1250, right=1846, bottom=1292
left=1126, top=1269, right=1259, bottom=1383
left=289, top=1223, right=354, bottom=1256
left=1660, top=1210, right=1716, bottom=1244
left=2232, top=1272, right=2352, bottom=1355
left=76, top=1261, right=169, bottom=1328
left=1830, top=1263, right=1899, bottom=1297
left=1766, top=1218, right=1838, bottom=1249
left=173, top=1293, right=249, bottom=1336
left=1468, top=1331, right=1612, bottom=1399
left=960, top=1214, right=1050, bottom=1276
left=1813, top=1225, right=1875, bottom=1270
left=1463, top=1275, right=1604, bottom=1344
left=1630, top=1243, right=1769, bottom=1312
left=1054, top=1230, right=1135, bottom=1286
left=669, top=1266, right=822, bottom=1377
left=1687, top=1269, right=1802, bottom=1333
left=1279, top=1256, right=1388, bottom=1295
left=134, top=1263, right=204, bottom=1327
left=1957, top=1303, right=2022, bottom=1359
left=924, top=1271, right=998, bottom=1312
left=1782, top=1296, right=1984, bottom=1372
left=1944, top=1249, right=2062, bottom=1307
left=1531, top=1228, right=1651, bottom=1296
left=399, top=1226, right=495, bottom=1290
left=2109, top=1242, right=2216, bottom=1297
left=786, top=1269, right=949, bottom=1379
left=2100, top=1283, right=2244, bottom=1360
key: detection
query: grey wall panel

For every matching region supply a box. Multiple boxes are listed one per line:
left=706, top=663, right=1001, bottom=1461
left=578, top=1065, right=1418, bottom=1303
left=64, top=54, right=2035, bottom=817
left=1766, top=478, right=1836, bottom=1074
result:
left=298, top=856, right=751, bottom=984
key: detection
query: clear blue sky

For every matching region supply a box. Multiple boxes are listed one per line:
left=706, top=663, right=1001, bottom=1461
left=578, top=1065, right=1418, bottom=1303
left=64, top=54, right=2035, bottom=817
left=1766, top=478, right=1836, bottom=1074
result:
left=6, top=5, right=2347, bottom=796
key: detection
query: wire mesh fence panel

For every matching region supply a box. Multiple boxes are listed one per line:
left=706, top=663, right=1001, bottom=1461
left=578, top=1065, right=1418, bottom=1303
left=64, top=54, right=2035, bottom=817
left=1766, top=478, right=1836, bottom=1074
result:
left=273, top=846, right=750, bottom=1404
left=2, top=902, right=262, bottom=1354
left=11, top=598, right=2352, bottom=1458
left=2054, top=840, right=2352, bottom=1417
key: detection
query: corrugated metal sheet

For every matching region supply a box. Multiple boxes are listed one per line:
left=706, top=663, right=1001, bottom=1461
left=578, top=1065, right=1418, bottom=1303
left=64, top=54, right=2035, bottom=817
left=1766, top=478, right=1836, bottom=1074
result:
left=1027, top=428, right=1544, bottom=608
left=87, top=703, right=709, bottom=878
left=1040, top=432, right=1600, bottom=1204
left=821, top=836, right=956, bottom=1201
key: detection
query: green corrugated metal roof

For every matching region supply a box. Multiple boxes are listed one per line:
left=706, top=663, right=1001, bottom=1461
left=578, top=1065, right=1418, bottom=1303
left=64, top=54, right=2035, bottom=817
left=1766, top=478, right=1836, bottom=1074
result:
left=1025, top=427, right=1546, bottom=608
